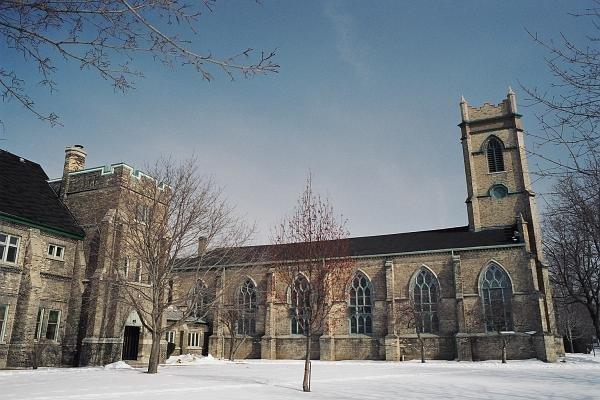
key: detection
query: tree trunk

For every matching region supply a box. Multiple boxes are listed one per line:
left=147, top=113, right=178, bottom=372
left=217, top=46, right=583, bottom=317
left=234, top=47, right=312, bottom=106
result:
left=501, top=338, right=507, bottom=364
left=147, top=330, right=161, bottom=374
left=568, top=337, right=574, bottom=353
left=303, top=332, right=311, bottom=392
left=593, top=315, right=600, bottom=344
left=419, top=335, right=425, bottom=363
left=583, top=303, right=600, bottom=343
left=567, top=326, right=574, bottom=353
left=229, top=335, right=236, bottom=361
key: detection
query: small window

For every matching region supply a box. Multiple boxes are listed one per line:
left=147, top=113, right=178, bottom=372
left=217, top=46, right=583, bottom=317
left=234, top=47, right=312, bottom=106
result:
left=165, top=331, right=176, bottom=343
left=135, top=204, right=150, bottom=224
left=0, top=233, right=20, bottom=264
left=187, top=332, right=200, bottom=347
left=34, top=308, right=44, bottom=340
left=168, top=279, right=174, bottom=303
left=47, top=244, right=65, bottom=260
left=0, top=304, right=8, bottom=343
left=121, top=257, right=130, bottom=280
left=486, top=137, right=505, bottom=173
left=45, top=310, right=61, bottom=341
left=489, top=185, right=509, bottom=199
left=135, top=260, right=142, bottom=283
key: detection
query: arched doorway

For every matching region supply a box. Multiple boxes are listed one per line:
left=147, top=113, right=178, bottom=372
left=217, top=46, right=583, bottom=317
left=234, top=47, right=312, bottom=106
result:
left=122, top=310, right=142, bottom=361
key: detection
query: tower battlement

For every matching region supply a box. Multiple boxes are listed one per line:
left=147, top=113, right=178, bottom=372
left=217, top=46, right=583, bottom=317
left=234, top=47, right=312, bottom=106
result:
left=460, top=88, right=518, bottom=123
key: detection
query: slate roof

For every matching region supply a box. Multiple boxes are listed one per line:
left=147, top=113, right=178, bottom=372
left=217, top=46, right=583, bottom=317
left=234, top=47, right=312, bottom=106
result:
left=178, top=225, right=520, bottom=269
left=164, top=309, right=207, bottom=324
left=0, top=149, right=85, bottom=238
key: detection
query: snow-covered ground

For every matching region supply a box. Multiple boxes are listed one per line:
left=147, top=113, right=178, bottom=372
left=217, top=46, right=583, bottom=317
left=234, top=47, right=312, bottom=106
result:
left=1, top=354, right=599, bottom=400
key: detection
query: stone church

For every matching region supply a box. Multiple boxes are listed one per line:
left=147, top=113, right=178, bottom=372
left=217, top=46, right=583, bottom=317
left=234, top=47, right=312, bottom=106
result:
left=180, top=89, right=561, bottom=362
left=0, top=90, right=562, bottom=368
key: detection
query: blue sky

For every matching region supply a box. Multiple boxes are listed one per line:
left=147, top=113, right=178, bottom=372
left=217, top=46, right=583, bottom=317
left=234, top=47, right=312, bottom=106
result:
left=0, top=1, right=591, bottom=243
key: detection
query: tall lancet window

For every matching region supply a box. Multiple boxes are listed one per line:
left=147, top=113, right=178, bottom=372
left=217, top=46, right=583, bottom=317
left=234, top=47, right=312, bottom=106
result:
left=238, top=279, right=257, bottom=335
left=412, top=268, right=440, bottom=333
left=349, top=272, right=373, bottom=335
left=290, top=275, right=310, bottom=335
left=480, top=263, right=513, bottom=332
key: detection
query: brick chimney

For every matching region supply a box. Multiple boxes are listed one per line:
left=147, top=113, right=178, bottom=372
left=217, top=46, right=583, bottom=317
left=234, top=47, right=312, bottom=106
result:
left=59, top=144, right=86, bottom=200
left=64, top=145, right=87, bottom=173
left=198, top=237, right=208, bottom=256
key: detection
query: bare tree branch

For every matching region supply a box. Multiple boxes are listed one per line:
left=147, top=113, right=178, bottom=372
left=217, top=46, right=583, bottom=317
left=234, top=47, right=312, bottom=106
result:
left=0, top=1, right=279, bottom=125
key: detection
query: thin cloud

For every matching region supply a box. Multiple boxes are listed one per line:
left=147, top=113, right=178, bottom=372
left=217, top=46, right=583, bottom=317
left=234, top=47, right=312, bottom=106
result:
left=323, top=2, right=372, bottom=83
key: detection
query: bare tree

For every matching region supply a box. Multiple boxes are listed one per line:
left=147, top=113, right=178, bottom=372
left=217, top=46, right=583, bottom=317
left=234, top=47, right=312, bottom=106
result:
left=0, top=1, right=279, bottom=125
left=522, top=3, right=600, bottom=351
left=116, top=156, right=252, bottom=374
left=487, top=302, right=513, bottom=364
left=272, top=175, right=353, bottom=393
left=461, top=300, right=514, bottom=363
left=396, top=298, right=428, bottom=363
left=544, top=172, right=600, bottom=342
left=522, top=2, right=600, bottom=178
left=218, top=292, right=255, bottom=361
left=210, top=266, right=262, bottom=362
left=218, top=304, right=248, bottom=361
left=554, top=288, right=585, bottom=353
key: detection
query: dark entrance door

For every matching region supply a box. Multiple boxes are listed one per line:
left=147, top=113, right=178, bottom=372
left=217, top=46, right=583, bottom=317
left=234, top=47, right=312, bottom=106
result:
left=122, top=326, right=140, bottom=360
left=202, top=331, right=211, bottom=356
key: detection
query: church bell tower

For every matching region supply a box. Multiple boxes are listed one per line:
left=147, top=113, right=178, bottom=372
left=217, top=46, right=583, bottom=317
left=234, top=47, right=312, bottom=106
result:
left=459, top=89, right=543, bottom=258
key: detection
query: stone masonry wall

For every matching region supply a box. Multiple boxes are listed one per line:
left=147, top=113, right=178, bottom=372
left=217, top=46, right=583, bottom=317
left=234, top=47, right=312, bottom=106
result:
left=176, top=242, right=557, bottom=362
left=0, top=220, right=83, bottom=368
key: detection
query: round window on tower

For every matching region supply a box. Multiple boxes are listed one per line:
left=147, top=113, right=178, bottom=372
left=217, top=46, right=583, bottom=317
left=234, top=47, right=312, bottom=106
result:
left=489, top=184, right=509, bottom=199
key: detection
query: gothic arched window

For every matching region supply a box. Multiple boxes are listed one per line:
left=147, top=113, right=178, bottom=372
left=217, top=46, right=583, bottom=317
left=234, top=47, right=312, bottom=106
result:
left=412, top=268, right=440, bottom=333
left=189, top=280, right=210, bottom=319
left=486, top=137, right=505, bottom=173
left=237, top=279, right=257, bottom=335
left=349, top=272, right=373, bottom=335
left=480, top=263, right=513, bottom=332
left=290, top=275, right=310, bottom=335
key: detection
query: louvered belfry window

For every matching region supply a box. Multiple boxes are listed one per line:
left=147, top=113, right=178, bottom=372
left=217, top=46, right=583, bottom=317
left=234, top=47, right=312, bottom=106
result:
left=486, top=137, right=505, bottom=172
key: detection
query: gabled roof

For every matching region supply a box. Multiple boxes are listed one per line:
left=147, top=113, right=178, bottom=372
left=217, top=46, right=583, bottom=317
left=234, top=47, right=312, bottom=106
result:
left=0, top=149, right=85, bottom=239
left=178, top=225, right=520, bottom=269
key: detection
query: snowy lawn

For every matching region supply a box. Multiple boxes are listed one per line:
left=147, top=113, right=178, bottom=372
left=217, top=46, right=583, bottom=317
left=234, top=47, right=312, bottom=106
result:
left=1, top=354, right=599, bottom=400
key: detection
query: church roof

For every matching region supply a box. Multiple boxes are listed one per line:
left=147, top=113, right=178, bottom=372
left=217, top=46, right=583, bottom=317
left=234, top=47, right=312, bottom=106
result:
left=347, top=225, right=517, bottom=256
left=0, top=149, right=85, bottom=239
left=179, top=225, right=520, bottom=269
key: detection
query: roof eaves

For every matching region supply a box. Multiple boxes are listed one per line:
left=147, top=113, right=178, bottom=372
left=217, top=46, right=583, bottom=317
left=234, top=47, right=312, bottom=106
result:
left=0, top=212, right=85, bottom=240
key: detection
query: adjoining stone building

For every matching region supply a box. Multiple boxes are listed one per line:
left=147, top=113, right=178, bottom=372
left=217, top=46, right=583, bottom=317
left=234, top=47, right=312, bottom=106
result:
left=0, top=150, right=86, bottom=368
left=175, top=90, right=562, bottom=362
left=0, top=144, right=208, bottom=368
